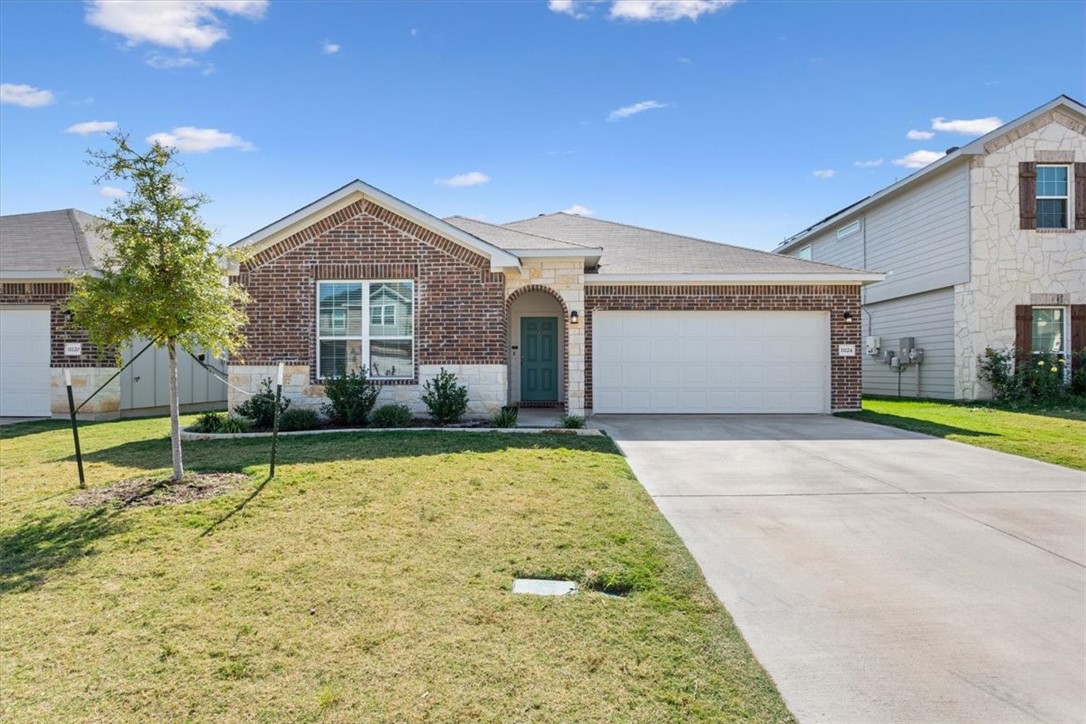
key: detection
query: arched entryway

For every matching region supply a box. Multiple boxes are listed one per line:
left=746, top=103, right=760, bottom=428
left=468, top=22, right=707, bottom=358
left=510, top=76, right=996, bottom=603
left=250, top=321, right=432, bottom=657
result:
left=506, top=285, right=569, bottom=408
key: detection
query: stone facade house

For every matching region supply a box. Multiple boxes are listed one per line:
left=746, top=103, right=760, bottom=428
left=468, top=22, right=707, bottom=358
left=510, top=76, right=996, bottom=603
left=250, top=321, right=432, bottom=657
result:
left=227, top=181, right=881, bottom=417
left=0, top=209, right=226, bottom=418
left=775, top=95, right=1086, bottom=400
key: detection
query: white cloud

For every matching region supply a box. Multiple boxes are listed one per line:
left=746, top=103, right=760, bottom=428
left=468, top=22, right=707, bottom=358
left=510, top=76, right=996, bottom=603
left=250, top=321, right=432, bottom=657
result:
left=146, top=126, right=255, bottom=153
left=85, top=0, right=268, bottom=52
left=144, top=52, right=213, bottom=73
left=435, top=171, right=490, bottom=188
left=321, top=40, right=341, bottom=54
left=854, top=158, right=883, bottom=168
left=610, top=0, right=737, bottom=21
left=66, top=120, right=119, bottom=135
left=99, top=186, right=127, bottom=199
left=410, top=28, right=418, bottom=37
left=548, top=0, right=587, bottom=18
left=906, top=129, right=934, bottom=140
left=562, top=204, right=594, bottom=216
left=931, top=116, right=1003, bottom=136
left=812, top=169, right=836, bottom=179
left=0, top=83, right=55, bottom=107
left=893, top=150, right=944, bottom=169
left=607, top=99, right=671, bottom=122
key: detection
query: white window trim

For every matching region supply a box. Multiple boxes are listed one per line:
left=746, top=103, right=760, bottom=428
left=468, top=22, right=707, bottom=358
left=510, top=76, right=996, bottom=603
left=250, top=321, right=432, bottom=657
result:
left=797, top=244, right=812, bottom=260
left=316, top=279, right=414, bottom=380
left=836, top=219, right=862, bottom=240
left=1031, top=305, right=1071, bottom=382
left=371, top=303, right=396, bottom=327
left=1036, top=164, right=1071, bottom=230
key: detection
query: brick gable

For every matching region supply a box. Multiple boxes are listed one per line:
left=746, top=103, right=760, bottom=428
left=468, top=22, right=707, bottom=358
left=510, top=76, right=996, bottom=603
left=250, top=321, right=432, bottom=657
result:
left=0, top=281, right=108, bottom=367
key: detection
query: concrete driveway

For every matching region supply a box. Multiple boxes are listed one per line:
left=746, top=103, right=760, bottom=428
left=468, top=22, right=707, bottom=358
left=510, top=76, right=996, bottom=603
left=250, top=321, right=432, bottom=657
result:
left=596, top=414, right=1086, bottom=724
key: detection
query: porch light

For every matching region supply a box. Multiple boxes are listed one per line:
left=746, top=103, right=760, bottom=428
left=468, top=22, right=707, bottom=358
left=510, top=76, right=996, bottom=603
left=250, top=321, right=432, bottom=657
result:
left=570, top=311, right=579, bottom=325
left=64, top=309, right=74, bottom=324
left=843, top=311, right=854, bottom=323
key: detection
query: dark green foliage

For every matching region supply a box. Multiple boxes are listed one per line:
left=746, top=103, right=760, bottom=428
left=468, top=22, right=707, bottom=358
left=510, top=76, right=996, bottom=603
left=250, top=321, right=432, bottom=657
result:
left=235, top=377, right=290, bottom=429
left=277, top=408, right=321, bottom=432
left=491, top=406, right=519, bottom=428
left=218, top=415, right=251, bottom=434
left=189, top=411, right=224, bottom=433
left=321, top=369, right=381, bottom=426
left=421, top=368, right=468, bottom=424
left=978, top=347, right=1083, bottom=406
left=370, top=403, right=414, bottom=428
left=559, top=414, right=585, bottom=429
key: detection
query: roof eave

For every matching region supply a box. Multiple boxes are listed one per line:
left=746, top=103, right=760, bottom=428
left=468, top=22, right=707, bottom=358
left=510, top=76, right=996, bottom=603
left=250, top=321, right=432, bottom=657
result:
left=585, top=272, right=885, bottom=285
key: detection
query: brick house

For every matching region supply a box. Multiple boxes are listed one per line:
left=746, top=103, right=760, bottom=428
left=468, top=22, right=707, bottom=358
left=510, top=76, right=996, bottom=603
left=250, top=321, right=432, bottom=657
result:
left=228, top=181, right=882, bottom=417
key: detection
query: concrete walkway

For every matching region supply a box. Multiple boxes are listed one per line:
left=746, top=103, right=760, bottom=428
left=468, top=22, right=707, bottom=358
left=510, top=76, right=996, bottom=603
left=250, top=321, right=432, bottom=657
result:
left=596, top=414, right=1086, bottom=724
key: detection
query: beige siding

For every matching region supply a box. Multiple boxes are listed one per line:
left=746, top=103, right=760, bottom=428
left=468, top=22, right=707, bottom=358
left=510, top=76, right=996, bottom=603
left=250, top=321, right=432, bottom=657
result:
left=797, top=161, right=971, bottom=305
left=862, top=287, right=956, bottom=399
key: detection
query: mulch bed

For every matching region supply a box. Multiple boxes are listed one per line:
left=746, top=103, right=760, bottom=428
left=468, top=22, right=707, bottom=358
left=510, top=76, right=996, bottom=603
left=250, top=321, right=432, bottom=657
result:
left=68, top=472, right=250, bottom=509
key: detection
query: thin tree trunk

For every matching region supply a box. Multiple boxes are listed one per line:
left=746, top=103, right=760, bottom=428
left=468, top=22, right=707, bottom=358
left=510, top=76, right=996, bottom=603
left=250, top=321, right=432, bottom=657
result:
left=167, top=338, right=184, bottom=481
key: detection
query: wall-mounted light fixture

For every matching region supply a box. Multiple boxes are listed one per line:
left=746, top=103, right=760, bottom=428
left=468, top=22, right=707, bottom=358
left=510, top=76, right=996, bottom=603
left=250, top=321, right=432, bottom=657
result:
left=843, top=311, right=854, bottom=323
left=63, top=309, right=74, bottom=324
left=570, top=311, right=580, bottom=325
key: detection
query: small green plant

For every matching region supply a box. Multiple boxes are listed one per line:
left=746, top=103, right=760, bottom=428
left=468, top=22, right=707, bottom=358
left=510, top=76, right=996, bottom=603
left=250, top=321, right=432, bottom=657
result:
left=236, top=377, right=290, bottom=429
left=370, top=403, right=414, bottom=428
left=218, top=415, right=251, bottom=434
left=978, top=347, right=1078, bottom=406
left=558, top=413, right=585, bottom=429
left=421, top=368, right=469, bottom=424
left=321, top=369, right=381, bottom=426
left=189, top=410, right=225, bottom=433
left=277, top=407, right=321, bottom=431
left=491, top=406, right=519, bottom=428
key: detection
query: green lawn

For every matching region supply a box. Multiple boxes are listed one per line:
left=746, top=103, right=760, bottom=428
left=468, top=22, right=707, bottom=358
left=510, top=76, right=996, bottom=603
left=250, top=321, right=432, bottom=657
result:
left=839, top=398, right=1086, bottom=470
left=0, top=418, right=791, bottom=723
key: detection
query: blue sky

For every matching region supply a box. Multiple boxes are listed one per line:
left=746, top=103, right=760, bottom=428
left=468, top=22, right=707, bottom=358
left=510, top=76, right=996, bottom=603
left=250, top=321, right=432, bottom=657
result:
left=1, top=1, right=1084, bottom=250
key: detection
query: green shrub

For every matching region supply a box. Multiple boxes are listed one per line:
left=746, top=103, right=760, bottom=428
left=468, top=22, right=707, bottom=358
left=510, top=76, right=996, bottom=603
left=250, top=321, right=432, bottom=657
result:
left=370, top=403, right=414, bottom=428
left=218, top=415, right=251, bottom=434
left=277, top=407, right=321, bottom=431
left=321, top=369, right=381, bottom=426
left=978, top=347, right=1079, bottom=406
left=236, top=377, right=290, bottom=429
left=491, top=406, right=519, bottom=428
left=421, top=368, right=468, bottom=424
left=189, top=410, right=225, bottom=433
left=559, top=413, right=585, bottom=429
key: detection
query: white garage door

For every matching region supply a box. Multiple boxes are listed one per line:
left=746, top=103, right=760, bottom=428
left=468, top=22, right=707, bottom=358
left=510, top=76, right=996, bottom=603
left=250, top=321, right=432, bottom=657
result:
left=0, top=308, right=52, bottom=417
left=592, top=310, right=829, bottom=414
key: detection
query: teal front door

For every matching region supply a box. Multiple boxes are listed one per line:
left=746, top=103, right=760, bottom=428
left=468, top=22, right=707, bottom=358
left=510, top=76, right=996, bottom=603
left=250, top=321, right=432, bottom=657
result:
left=520, top=317, right=559, bottom=402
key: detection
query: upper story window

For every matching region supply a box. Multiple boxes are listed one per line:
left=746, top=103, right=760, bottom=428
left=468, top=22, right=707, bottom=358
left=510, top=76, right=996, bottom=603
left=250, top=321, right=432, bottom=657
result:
left=836, top=219, right=862, bottom=240
left=796, top=244, right=812, bottom=260
left=317, top=280, right=414, bottom=380
left=1036, top=165, right=1069, bottom=229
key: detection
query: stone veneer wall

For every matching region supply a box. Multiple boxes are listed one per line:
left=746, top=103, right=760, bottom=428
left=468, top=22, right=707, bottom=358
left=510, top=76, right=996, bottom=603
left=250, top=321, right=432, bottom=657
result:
left=227, top=364, right=507, bottom=418
left=956, top=110, right=1086, bottom=398
left=584, top=284, right=863, bottom=412
left=504, top=260, right=586, bottom=416
left=49, top=368, right=121, bottom=418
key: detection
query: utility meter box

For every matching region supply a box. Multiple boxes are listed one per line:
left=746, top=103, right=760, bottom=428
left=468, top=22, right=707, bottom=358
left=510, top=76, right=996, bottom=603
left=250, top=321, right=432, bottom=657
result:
left=865, top=336, right=881, bottom=355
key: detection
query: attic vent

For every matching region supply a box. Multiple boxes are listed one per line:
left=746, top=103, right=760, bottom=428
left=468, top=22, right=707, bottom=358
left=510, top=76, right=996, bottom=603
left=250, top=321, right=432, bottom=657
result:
left=836, top=219, right=862, bottom=240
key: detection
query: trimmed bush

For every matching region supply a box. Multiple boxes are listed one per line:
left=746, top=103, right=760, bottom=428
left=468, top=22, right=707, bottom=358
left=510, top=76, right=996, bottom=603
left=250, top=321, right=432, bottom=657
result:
left=370, top=403, right=414, bottom=428
left=559, top=413, right=585, bottom=429
left=218, top=415, right=251, bottom=434
left=421, top=368, right=469, bottom=424
left=491, top=406, right=519, bottom=428
left=321, top=369, right=381, bottom=427
left=278, top=407, right=321, bottom=431
left=236, top=377, right=290, bottom=429
left=978, top=347, right=1079, bottom=406
left=189, top=410, right=225, bottom=433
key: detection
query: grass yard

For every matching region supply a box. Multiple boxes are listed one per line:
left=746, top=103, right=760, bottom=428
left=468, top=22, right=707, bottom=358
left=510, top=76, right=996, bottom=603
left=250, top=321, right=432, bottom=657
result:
left=839, top=398, right=1086, bottom=470
left=0, top=418, right=791, bottom=723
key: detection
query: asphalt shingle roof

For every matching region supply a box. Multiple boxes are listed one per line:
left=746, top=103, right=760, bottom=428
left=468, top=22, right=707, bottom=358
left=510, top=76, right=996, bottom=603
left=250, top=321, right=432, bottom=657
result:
left=0, top=209, right=105, bottom=274
left=443, top=215, right=595, bottom=252
left=503, top=213, right=870, bottom=276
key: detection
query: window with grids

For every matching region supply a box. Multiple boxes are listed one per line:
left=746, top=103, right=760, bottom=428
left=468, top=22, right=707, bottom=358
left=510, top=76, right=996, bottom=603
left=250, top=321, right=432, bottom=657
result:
left=1036, top=165, right=1069, bottom=229
left=317, top=281, right=413, bottom=379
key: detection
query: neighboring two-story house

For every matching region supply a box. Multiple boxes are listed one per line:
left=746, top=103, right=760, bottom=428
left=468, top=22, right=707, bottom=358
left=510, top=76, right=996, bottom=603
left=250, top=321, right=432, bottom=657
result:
left=775, top=95, right=1086, bottom=400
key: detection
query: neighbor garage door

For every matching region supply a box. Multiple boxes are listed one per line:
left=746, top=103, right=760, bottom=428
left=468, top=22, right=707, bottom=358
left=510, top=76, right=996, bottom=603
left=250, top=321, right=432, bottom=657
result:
left=592, top=310, right=829, bottom=414
left=0, top=308, right=52, bottom=417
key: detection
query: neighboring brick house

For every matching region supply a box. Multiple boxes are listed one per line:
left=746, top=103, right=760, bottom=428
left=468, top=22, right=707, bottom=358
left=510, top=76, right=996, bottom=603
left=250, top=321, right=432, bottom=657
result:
left=774, top=95, right=1086, bottom=400
left=0, top=209, right=226, bottom=418
left=228, top=181, right=880, bottom=417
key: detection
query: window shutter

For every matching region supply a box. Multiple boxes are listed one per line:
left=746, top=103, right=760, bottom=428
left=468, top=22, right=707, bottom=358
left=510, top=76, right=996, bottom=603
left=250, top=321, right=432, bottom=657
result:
left=1071, top=305, right=1086, bottom=375
left=1074, top=163, right=1086, bottom=231
left=1019, top=162, right=1037, bottom=230
left=1014, top=305, right=1033, bottom=360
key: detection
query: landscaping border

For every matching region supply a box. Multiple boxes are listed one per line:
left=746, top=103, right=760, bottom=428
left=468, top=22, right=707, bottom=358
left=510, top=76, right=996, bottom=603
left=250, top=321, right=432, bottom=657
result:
left=181, top=426, right=604, bottom=441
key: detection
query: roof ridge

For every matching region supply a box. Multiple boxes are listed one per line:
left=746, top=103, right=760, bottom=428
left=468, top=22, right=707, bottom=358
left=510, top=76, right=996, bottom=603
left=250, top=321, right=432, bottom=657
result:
left=513, top=213, right=865, bottom=272
left=447, top=214, right=596, bottom=250
left=66, top=209, right=94, bottom=270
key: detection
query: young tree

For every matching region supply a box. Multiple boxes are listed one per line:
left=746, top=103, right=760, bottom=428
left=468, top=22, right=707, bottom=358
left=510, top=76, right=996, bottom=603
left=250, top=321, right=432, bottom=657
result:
left=67, top=133, right=249, bottom=480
